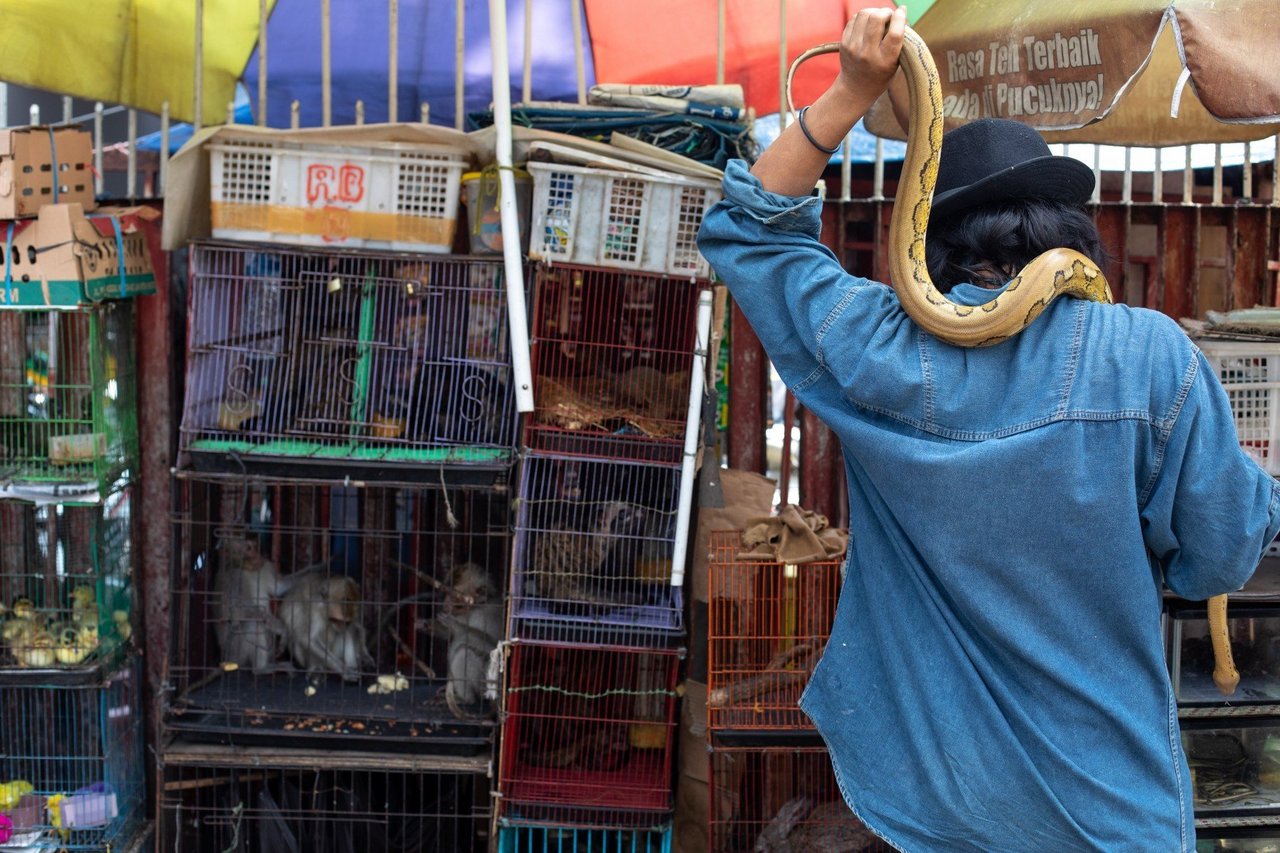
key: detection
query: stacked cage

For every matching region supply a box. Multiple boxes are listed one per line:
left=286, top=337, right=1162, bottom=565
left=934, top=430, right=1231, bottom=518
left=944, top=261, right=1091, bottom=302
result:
left=0, top=124, right=150, bottom=851
left=161, top=137, right=508, bottom=851
left=498, top=153, right=720, bottom=845
left=705, top=530, right=888, bottom=851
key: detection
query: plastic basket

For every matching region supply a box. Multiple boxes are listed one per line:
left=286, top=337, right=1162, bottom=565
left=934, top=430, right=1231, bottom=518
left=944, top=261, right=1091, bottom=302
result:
left=210, top=137, right=467, bottom=253
left=527, top=162, right=720, bottom=278
left=1196, top=339, right=1280, bottom=475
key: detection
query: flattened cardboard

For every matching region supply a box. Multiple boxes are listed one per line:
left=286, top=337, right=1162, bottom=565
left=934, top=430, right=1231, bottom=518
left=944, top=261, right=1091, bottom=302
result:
left=0, top=126, right=95, bottom=219
left=1, top=203, right=158, bottom=308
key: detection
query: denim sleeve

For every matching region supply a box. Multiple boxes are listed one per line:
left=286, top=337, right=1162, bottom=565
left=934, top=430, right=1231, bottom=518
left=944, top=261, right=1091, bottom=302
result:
left=1142, top=351, right=1280, bottom=600
left=696, top=160, right=889, bottom=393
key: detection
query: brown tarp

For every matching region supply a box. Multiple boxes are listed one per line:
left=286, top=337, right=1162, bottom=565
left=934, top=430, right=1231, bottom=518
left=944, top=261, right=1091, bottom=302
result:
left=865, top=0, right=1280, bottom=146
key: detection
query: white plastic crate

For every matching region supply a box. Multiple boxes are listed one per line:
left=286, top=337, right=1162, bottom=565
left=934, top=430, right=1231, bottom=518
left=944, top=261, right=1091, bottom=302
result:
left=210, top=138, right=467, bottom=253
left=1197, top=339, right=1280, bottom=475
left=527, top=161, right=721, bottom=278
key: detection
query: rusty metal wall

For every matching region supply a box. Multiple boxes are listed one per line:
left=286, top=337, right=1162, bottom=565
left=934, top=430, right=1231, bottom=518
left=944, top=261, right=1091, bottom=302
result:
left=726, top=195, right=1280, bottom=526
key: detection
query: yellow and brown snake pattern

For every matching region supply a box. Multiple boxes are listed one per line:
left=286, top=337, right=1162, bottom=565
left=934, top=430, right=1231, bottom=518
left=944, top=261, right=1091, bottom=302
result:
left=788, top=26, right=1238, bottom=695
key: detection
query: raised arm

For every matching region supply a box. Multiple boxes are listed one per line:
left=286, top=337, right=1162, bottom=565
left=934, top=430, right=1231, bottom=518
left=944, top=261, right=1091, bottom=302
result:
left=751, top=6, right=906, bottom=197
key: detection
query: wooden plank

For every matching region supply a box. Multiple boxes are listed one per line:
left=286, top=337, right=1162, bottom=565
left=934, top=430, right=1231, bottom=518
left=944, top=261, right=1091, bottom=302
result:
left=728, top=301, right=767, bottom=475
left=1159, top=206, right=1199, bottom=320
left=1232, top=207, right=1269, bottom=311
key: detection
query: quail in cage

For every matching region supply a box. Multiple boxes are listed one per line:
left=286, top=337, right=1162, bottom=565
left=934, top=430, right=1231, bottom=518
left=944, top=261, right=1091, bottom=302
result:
left=754, top=797, right=878, bottom=853
left=530, top=500, right=652, bottom=608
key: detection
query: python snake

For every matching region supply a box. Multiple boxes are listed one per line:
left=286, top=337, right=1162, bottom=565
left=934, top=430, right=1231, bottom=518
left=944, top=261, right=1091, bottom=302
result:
left=787, top=26, right=1238, bottom=696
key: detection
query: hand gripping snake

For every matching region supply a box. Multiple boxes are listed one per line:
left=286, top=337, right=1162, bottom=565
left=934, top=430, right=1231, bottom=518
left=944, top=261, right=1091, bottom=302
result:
left=788, top=26, right=1239, bottom=695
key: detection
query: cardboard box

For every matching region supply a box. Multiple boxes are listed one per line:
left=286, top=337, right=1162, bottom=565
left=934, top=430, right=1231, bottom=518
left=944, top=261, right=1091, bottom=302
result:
left=1, top=203, right=158, bottom=307
left=0, top=125, right=96, bottom=219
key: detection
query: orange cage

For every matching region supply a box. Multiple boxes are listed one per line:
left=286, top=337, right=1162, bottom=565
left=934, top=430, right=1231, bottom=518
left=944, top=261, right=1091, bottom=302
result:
left=706, top=529, right=842, bottom=731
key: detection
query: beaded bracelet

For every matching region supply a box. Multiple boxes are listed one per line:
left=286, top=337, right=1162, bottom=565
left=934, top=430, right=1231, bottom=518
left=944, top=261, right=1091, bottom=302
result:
left=797, top=106, right=840, bottom=155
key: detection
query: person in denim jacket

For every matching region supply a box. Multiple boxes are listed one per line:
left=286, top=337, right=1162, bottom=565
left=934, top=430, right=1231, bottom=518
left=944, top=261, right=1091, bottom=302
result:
left=697, top=7, right=1280, bottom=852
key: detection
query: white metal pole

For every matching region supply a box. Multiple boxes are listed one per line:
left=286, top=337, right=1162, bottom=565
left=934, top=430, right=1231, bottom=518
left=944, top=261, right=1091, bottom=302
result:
left=488, top=0, right=536, bottom=414
left=1092, top=145, right=1101, bottom=204
left=127, top=109, right=138, bottom=199
left=1122, top=147, right=1132, bottom=204
left=322, top=0, right=332, bottom=126
left=670, top=289, right=714, bottom=588
left=28, top=104, right=38, bottom=126
left=1212, top=143, right=1223, bottom=205
left=840, top=136, right=851, bottom=201
left=62, top=96, right=72, bottom=124
left=716, top=0, right=726, bottom=85
left=291, top=99, right=300, bottom=129
left=355, top=100, right=365, bottom=125
left=389, top=0, right=399, bottom=122
left=1244, top=141, right=1253, bottom=201
left=258, top=0, right=268, bottom=125
left=872, top=138, right=884, bottom=201
left=93, top=103, right=104, bottom=196
left=1153, top=147, right=1163, bottom=204
left=455, top=0, right=466, bottom=129
left=1183, top=144, right=1194, bottom=204
left=571, top=0, right=586, bottom=105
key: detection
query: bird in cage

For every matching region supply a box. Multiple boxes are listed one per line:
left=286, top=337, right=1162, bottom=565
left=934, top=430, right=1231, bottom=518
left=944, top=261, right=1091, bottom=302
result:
left=212, top=537, right=287, bottom=673
left=530, top=500, right=653, bottom=608
left=2, top=597, right=55, bottom=668
left=754, top=797, right=878, bottom=853
left=278, top=571, right=372, bottom=682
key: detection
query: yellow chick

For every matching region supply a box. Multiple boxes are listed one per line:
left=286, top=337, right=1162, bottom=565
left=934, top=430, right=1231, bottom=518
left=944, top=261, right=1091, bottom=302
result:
left=2, top=598, right=40, bottom=645
left=112, top=610, right=132, bottom=643
left=70, top=586, right=97, bottom=625
left=12, top=628, right=55, bottom=668
left=0, top=780, right=33, bottom=811
left=53, top=623, right=97, bottom=666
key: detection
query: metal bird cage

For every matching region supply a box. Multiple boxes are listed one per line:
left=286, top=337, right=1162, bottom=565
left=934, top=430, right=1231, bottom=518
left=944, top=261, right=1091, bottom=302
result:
left=524, top=264, right=712, bottom=465
left=0, top=485, right=134, bottom=679
left=0, top=656, right=145, bottom=851
left=709, top=742, right=890, bottom=853
left=0, top=303, right=138, bottom=500
left=497, top=820, right=673, bottom=852
left=179, top=242, right=520, bottom=484
left=157, top=744, right=491, bottom=852
left=497, top=641, right=680, bottom=829
left=706, top=530, right=841, bottom=732
left=509, top=455, right=684, bottom=646
left=167, top=472, right=510, bottom=754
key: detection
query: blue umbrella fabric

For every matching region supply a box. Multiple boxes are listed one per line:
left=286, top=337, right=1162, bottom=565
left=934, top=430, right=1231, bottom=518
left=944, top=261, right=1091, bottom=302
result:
left=240, top=0, right=596, bottom=130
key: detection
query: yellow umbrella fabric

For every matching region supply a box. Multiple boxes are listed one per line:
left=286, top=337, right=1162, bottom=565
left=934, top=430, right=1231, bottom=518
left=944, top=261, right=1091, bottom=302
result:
left=0, top=0, right=272, bottom=126
left=866, top=0, right=1280, bottom=145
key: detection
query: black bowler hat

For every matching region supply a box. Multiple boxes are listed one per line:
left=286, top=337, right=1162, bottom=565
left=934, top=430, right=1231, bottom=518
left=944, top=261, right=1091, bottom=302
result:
left=930, top=119, right=1095, bottom=222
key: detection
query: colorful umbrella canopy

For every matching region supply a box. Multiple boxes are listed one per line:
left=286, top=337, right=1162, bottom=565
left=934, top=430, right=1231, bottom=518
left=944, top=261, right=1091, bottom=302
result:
left=0, top=0, right=271, bottom=127
left=864, top=0, right=1280, bottom=145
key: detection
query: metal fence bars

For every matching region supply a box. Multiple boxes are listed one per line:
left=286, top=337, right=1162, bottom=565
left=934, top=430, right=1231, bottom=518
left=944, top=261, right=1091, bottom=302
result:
left=496, top=819, right=673, bottom=853
left=509, top=456, right=684, bottom=646
left=0, top=303, right=138, bottom=497
left=0, top=485, right=134, bottom=677
left=706, top=530, right=841, bottom=732
left=179, top=243, right=520, bottom=481
left=709, top=743, right=891, bottom=853
left=497, top=641, right=680, bottom=828
left=166, top=473, right=509, bottom=754
left=525, top=264, right=713, bottom=465
left=156, top=746, right=492, bottom=852
left=0, top=656, right=144, bottom=851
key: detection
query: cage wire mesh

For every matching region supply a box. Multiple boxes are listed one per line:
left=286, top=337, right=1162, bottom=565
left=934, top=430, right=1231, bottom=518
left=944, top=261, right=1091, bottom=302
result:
left=497, top=820, right=673, bottom=853
left=158, top=751, right=491, bottom=853
left=179, top=242, right=519, bottom=480
left=706, top=530, right=841, bottom=732
left=709, top=743, right=889, bottom=853
left=510, top=455, right=683, bottom=646
left=0, top=656, right=144, bottom=851
left=497, top=641, right=680, bottom=828
left=167, top=473, right=509, bottom=753
left=525, top=264, right=711, bottom=465
left=0, top=485, right=134, bottom=676
left=0, top=303, right=138, bottom=496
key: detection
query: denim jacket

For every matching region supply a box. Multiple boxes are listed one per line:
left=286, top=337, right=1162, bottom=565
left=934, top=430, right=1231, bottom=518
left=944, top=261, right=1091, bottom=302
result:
left=698, top=161, right=1280, bottom=853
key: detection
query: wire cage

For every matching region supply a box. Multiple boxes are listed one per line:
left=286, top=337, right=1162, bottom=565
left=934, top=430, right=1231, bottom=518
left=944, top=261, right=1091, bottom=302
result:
left=0, top=303, right=138, bottom=498
left=525, top=264, right=712, bottom=465
left=509, top=455, right=684, bottom=646
left=0, top=656, right=144, bottom=851
left=709, top=742, right=891, bottom=853
left=179, top=242, right=520, bottom=483
left=497, top=819, right=673, bottom=853
left=167, top=472, right=510, bottom=753
left=706, top=530, right=841, bottom=732
left=497, top=641, right=681, bottom=828
left=0, top=485, right=134, bottom=679
left=157, top=744, right=491, bottom=853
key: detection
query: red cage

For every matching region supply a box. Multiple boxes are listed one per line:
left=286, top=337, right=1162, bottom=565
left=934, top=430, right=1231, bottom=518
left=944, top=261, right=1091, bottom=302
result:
left=706, top=530, right=841, bottom=731
left=498, top=641, right=681, bottom=828
left=709, top=742, right=891, bottom=853
left=524, top=263, right=712, bottom=465
left=167, top=472, right=509, bottom=753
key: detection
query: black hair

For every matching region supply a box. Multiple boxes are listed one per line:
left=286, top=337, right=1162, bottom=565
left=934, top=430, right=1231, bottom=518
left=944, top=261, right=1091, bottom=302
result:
left=925, top=199, right=1109, bottom=293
